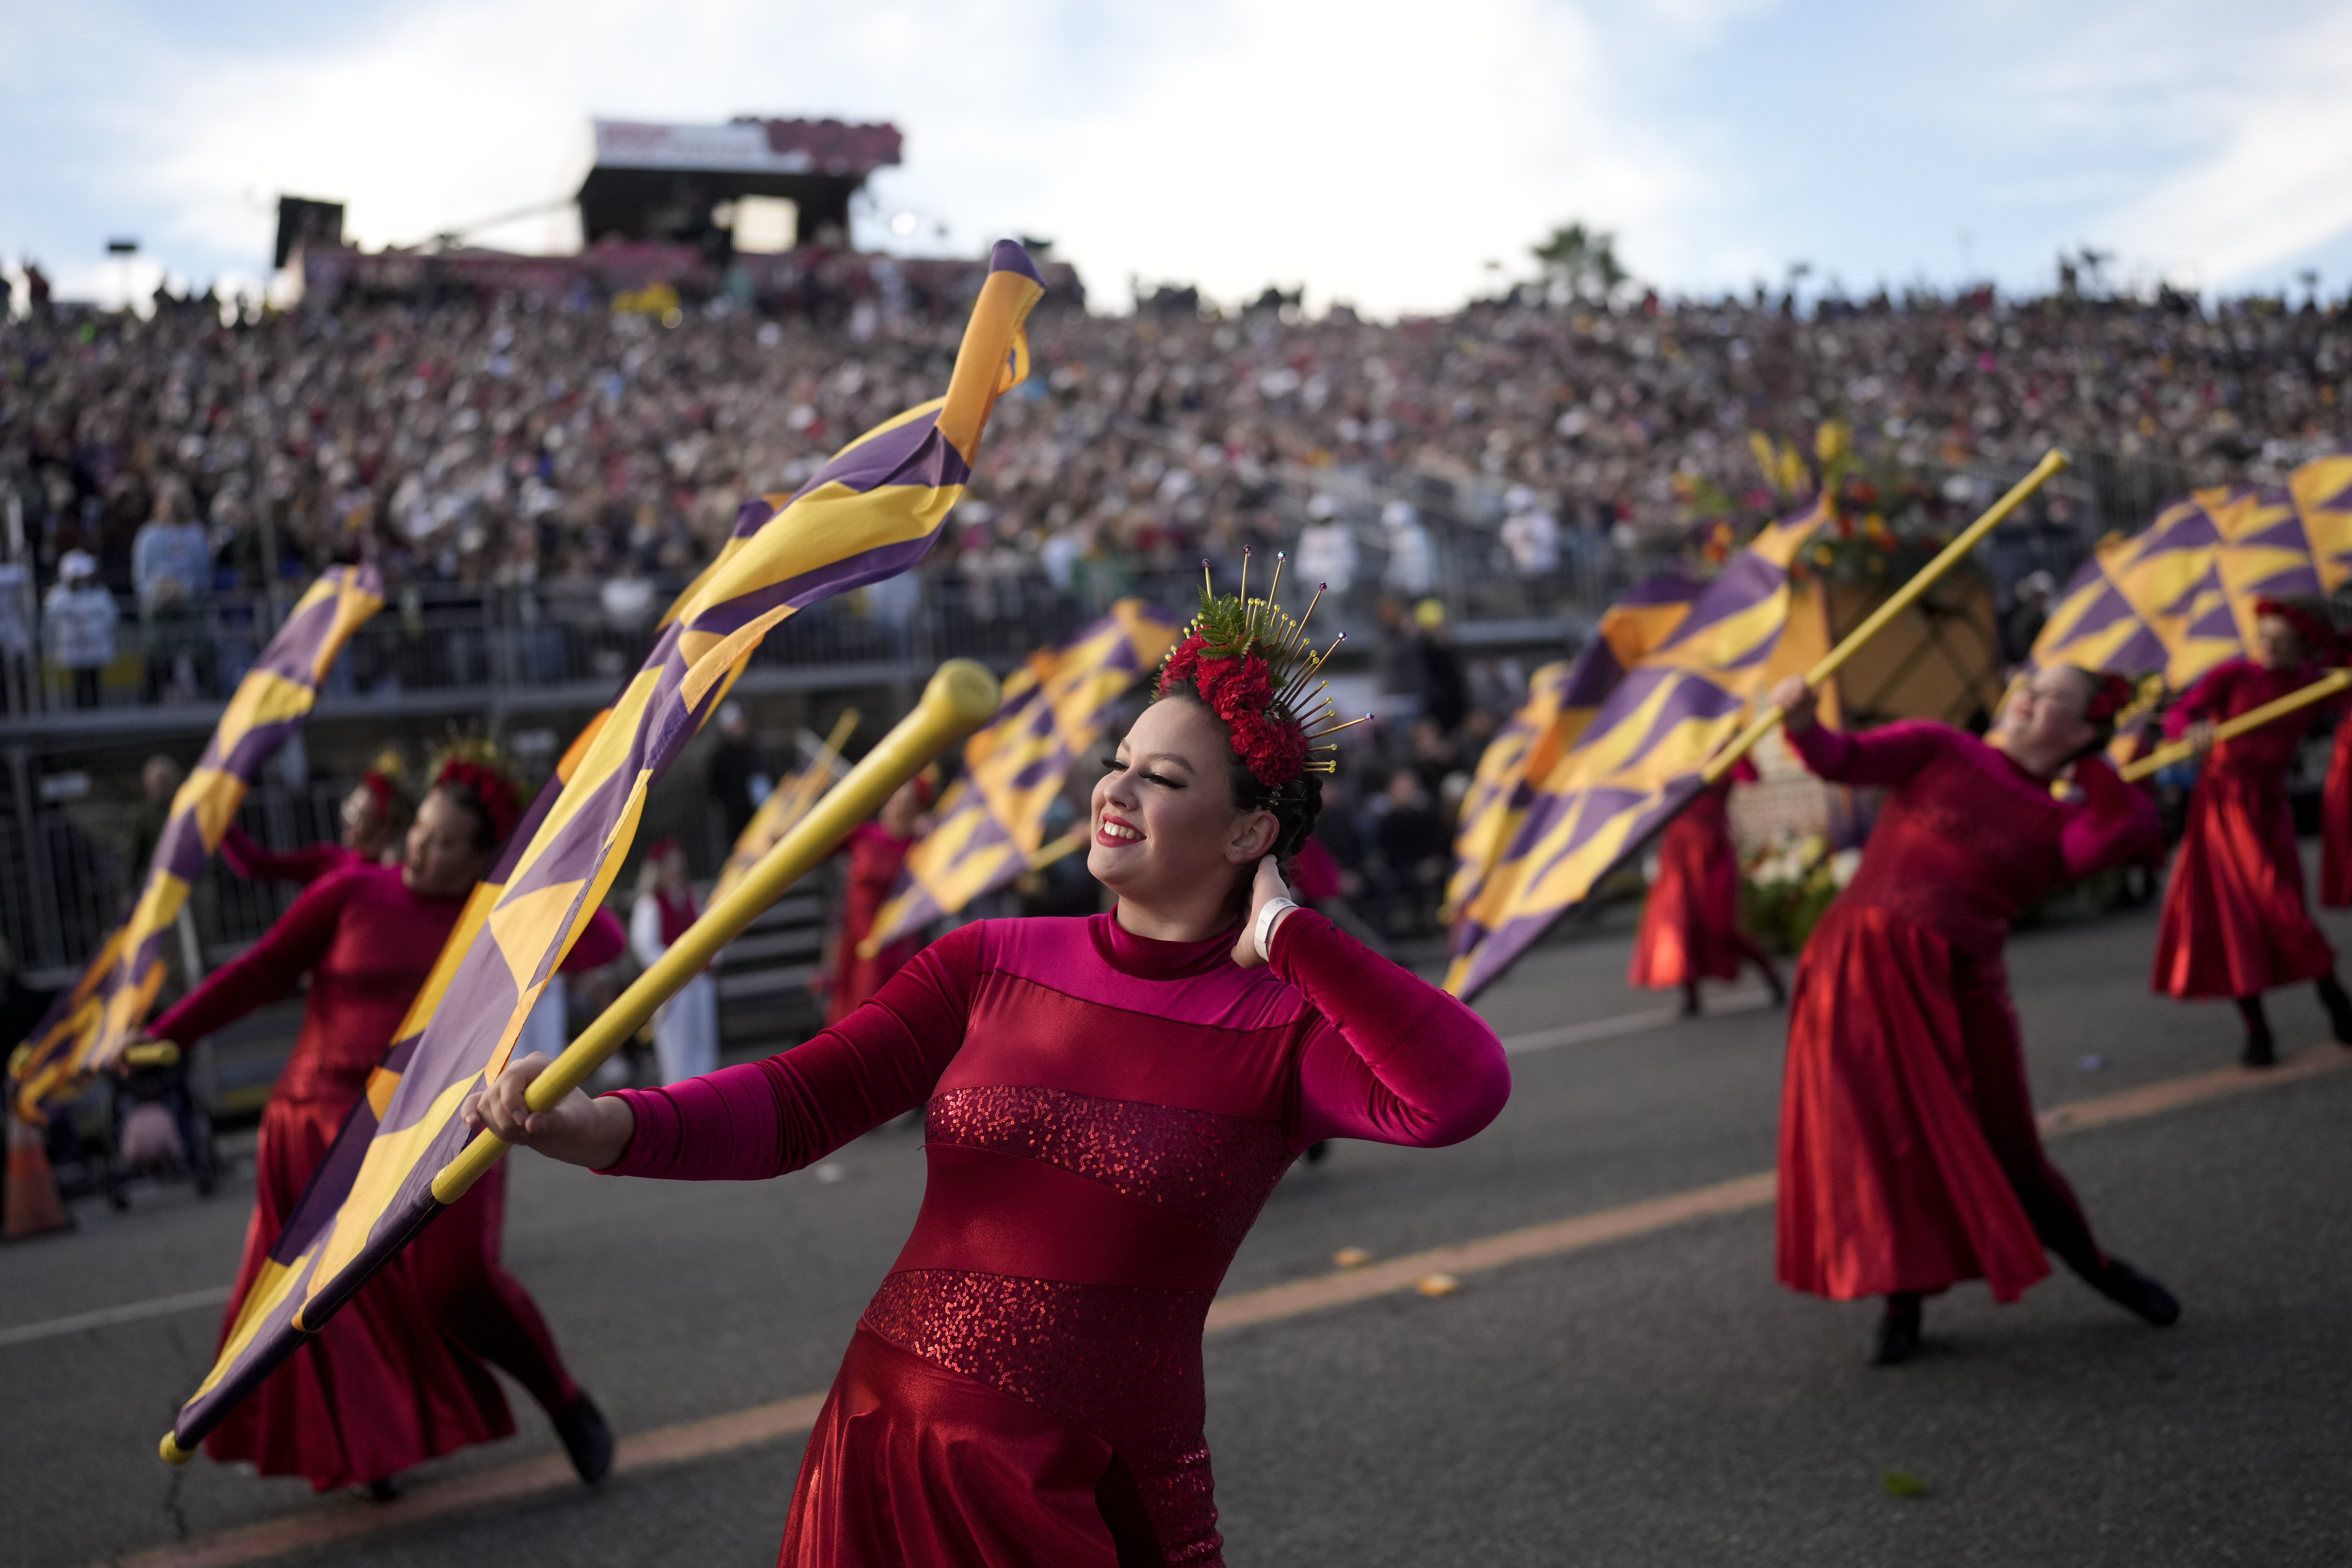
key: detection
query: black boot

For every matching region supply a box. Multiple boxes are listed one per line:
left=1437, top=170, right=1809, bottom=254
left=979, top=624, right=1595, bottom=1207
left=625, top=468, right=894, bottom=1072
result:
left=1871, top=1292, right=1922, bottom=1366
left=1761, top=961, right=1788, bottom=1008
left=1680, top=981, right=1702, bottom=1017
left=2091, top=1257, right=2181, bottom=1326
left=2236, top=996, right=2277, bottom=1068
left=2318, top=975, right=2352, bottom=1047
left=358, top=1477, right=403, bottom=1503
left=553, top=1392, right=615, bottom=1484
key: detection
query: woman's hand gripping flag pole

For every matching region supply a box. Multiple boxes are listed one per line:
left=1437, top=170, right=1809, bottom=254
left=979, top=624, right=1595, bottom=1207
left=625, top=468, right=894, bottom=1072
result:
left=2118, top=668, right=2352, bottom=782
left=1699, top=448, right=2071, bottom=786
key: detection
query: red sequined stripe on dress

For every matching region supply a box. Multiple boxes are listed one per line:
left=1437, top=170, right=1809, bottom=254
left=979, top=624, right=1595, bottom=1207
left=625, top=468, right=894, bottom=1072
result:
left=925, top=1085, right=1296, bottom=1250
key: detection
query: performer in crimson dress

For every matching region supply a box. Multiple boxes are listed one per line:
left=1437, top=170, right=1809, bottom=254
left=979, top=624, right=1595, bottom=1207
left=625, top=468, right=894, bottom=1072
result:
left=1769, top=666, right=2181, bottom=1365
left=2150, top=597, right=2352, bottom=1065
left=824, top=769, right=934, bottom=1026
left=150, top=755, right=625, bottom=1495
left=471, top=580, right=1512, bottom=1566
left=1628, top=756, right=1785, bottom=1013
left=220, top=751, right=410, bottom=885
left=2322, top=708, right=2352, bottom=909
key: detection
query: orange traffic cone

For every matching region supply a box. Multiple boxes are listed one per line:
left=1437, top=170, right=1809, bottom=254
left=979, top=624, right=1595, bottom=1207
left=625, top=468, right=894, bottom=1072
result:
left=5, top=1115, right=71, bottom=1237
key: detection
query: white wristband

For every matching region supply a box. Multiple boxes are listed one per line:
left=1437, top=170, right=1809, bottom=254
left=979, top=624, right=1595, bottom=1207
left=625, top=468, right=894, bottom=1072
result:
left=1254, top=896, right=1299, bottom=960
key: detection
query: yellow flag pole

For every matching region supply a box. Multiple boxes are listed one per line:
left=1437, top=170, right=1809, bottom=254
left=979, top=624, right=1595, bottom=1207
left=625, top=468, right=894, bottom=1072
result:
left=427, top=659, right=1001, bottom=1205
left=1700, top=448, right=2069, bottom=785
left=2118, top=668, right=2351, bottom=783
left=789, top=708, right=862, bottom=809
left=1025, top=826, right=1090, bottom=874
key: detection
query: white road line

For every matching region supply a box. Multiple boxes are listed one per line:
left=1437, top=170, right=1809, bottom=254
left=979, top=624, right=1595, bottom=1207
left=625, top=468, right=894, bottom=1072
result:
left=0, top=1285, right=232, bottom=1349
left=0, top=995, right=1761, bottom=1356
left=1497, top=988, right=1775, bottom=1056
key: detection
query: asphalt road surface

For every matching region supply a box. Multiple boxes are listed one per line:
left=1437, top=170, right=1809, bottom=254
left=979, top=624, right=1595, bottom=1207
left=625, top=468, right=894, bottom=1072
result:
left=6, top=890, right=2351, bottom=1568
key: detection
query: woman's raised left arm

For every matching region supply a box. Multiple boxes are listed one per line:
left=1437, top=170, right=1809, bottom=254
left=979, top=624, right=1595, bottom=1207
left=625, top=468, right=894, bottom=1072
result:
left=1272, top=910, right=1511, bottom=1152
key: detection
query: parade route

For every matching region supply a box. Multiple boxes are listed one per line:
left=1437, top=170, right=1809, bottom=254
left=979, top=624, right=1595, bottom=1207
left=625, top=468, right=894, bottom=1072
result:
left=8, top=896, right=2349, bottom=1568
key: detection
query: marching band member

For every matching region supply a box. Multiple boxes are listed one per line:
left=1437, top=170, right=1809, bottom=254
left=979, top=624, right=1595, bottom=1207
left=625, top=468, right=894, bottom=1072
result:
left=471, top=584, right=1510, bottom=1565
left=151, top=753, right=624, bottom=1495
left=1628, top=756, right=1785, bottom=1014
left=2151, top=598, right=2352, bottom=1065
left=630, top=836, right=720, bottom=1084
left=1770, top=666, right=2180, bottom=1365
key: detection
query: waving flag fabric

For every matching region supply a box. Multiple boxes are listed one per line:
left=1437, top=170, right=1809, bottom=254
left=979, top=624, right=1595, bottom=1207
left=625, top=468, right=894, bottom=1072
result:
left=861, top=600, right=1180, bottom=953
left=7, top=567, right=384, bottom=1122
left=1444, top=503, right=1830, bottom=1000
left=1445, top=574, right=1725, bottom=923
left=167, top=241, right=1047, bottom=1455
left=2032, top=457, right=2352, bottom=688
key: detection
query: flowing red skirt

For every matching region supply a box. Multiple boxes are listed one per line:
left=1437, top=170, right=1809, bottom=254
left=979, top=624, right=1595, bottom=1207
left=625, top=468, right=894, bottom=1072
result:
left=1777, top=905, right=2054, bottom=1303
left=1630, top=805, right=1745, bottom=988
left=779, top=1327, right=1144, bottom=1568
left=2152, top=772, right=2334, bottom=998
left=206, top=1097, right=513, bottom=1490
left=2322, top=725, right=2352, bottom=908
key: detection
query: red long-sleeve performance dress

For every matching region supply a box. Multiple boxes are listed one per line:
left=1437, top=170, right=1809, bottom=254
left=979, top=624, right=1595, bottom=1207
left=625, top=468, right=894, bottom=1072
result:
left=2316, top=708, right=2352, bottom=908
left=1629, top=758, right=1763, bottom=990
left=152, top=865, right=624, bottom=1489
left=218, top=822, right=361, bottom=885
left=1777, top=720, right=2160, bottom=1304
left=598, top=908, right=1510, bottom=1567
left=2152, top=659, right=2343, bottom=998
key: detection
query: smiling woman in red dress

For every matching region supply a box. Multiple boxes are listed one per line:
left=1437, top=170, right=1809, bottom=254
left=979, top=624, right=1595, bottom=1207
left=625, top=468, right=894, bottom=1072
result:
left=151, top=758, right=624, bottom=1496
left=2151, top=598, right=2352, bottom=1065
left=470, top=585, right=1511, bottom=1566
left=1769, top=666, right=2180, bottom=1365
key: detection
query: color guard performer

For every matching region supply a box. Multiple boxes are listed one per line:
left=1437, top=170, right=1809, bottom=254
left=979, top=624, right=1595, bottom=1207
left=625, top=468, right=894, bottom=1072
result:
left=1628, top=756, right=1785, bottom=1014
left=470, top=583, right=1511, bottom=1564
left=150, top=754, right=625, bottom=1495
left=2150, top=597, right=2352, bottom=1065
left=1769, top=666, right=2180, bottom=1365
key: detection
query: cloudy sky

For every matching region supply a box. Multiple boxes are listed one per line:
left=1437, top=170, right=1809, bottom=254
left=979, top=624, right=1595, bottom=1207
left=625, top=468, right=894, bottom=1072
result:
left=4, top=0, right=2349, bottom=316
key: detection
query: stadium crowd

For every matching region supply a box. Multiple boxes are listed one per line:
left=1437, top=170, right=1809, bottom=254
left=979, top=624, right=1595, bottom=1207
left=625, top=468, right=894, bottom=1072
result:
left=4, top=265, right=2346, bottom=633
left=2, top=256, right=2347, bottom=936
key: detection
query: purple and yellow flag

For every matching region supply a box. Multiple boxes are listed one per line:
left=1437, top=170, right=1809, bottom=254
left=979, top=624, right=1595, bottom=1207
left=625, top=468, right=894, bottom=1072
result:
left=167, top=242, right=1047, bottom=1456
left=860, top=600, right=1180, bottom=953
left=1444, top=504, right=1830, bottom=1000
left=2032, top=454, right=2352, bottom=688
left=7, top=568, right=384, bottom=1122
left=1445, top=575, right=1724, bottom=923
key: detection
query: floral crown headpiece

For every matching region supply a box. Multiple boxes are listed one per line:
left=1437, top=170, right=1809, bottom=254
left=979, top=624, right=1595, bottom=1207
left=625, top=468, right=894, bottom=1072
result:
left=2253, top=596, right=2339, bottom=663
left=1154, top=550, right=1368, bottom=790
left=428, top=739, right=524, bottom=845
left=2080, top=670, right=2139, bottom=727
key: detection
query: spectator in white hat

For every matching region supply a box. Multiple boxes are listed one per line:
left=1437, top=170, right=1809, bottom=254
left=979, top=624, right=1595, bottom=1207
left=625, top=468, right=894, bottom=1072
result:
left=1381, top=500, right=1438, bottom=599
left=44, top=550, right=117, bottom=710
left=1500, top=485, right=1560, bottom=575
left=1295, top=493, right=1357, bottom=597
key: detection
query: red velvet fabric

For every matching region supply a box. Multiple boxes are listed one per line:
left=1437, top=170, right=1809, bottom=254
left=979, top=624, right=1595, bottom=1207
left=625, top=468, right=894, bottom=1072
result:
left=2318, top=717, right=2352, bottom=908
left=2152, top=659, right=2341, bottom=997
left=219, top=824, right=361, bottom=885
left=1777, top=720, right=2156, bottom=1303
left=1629, top=770, right=1760, bottom=989
left=152, top=866, right=621, bottom=1487
left=828, top=822, right=923, bottom=1025
left=780, top=1329, right=1131, bottom=1568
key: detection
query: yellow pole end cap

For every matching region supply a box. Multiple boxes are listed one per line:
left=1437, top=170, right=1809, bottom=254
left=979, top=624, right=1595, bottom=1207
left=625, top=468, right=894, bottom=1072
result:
left=927, top=659, right=1002, bottom=729
left=160, top=1431, right=194, bottom=1465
